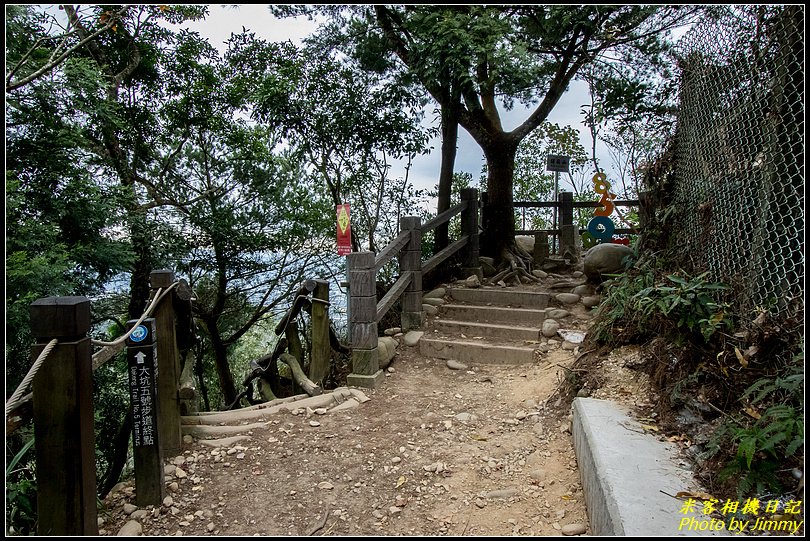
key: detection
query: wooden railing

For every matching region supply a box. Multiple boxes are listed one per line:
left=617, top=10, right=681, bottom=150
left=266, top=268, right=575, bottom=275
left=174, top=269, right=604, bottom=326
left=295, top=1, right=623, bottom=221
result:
left=345, top=188, right=481, bottom=388
left=483, top=191, right=646, bottom=257
left=7, top=270, right=191, bottom=535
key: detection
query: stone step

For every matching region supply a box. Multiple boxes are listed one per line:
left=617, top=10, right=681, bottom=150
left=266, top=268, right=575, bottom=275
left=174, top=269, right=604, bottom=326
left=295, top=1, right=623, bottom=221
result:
left=433, top=319, right=542, bottom=341
left=440, top=303, right=547, bottom=325
left=419, top=337, right=536, bottom=365
left=448, top=287, right=550, bottom=308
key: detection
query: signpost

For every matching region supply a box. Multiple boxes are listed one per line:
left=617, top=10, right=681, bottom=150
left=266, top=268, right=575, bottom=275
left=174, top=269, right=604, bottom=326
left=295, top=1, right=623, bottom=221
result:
left=126, top=318, right=164, bottom=506
left=337, top=203, right=352, bottom=256
left=546, top=155, right=570, bottom=254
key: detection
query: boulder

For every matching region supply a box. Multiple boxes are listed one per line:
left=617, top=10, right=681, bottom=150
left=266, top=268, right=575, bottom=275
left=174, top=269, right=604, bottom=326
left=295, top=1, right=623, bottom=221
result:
left=378, top=336, right=398, bottom=369
left=516, top=235, right=535, bottom=255
left=422, top=303, right=439, bottom=316
left=583, top=243, right=635, bottom=281
left=422, top=297, right=445, bottom=306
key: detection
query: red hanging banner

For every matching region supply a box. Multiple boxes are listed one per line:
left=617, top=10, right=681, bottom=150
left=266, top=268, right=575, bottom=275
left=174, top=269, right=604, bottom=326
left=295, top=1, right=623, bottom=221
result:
left=336, top=204, right=352, bottom=255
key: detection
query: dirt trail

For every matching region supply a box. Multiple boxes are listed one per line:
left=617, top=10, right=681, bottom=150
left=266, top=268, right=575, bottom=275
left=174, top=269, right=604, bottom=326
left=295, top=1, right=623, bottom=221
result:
left=100, top=341, right=592, bottom=536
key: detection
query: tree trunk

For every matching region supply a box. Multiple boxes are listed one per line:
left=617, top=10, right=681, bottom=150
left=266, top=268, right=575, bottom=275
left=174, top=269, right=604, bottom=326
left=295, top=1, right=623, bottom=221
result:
left=434, top=102, right=459, bottom=255
left=208, top=325, right=238, bottom=408
left=480, top=137, right=519, bottom=261
left=97, top=411, right=132, bottom=498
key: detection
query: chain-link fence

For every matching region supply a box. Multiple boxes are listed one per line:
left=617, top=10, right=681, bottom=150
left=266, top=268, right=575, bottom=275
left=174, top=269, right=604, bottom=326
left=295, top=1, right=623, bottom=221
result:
left=670, top=5, right=804, bottom=321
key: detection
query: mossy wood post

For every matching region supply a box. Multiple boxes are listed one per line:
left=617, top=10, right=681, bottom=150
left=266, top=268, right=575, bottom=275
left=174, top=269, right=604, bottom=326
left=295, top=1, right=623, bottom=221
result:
left=309, top=280, right=331, bottom=387
left=460, top=188, right=483, bottom=280
left=346, top=251, right=382, bottom=388
left=30, top=296, right=98, bottom=535
left=558, top=191, right=577, bottom=260
left=125, top=318, right=165, bottom=507
left=150, top=270, right=181, bottom=456
left=174, top=279, right=198, bottom=415
left=399, top=216, right=424, bottom=331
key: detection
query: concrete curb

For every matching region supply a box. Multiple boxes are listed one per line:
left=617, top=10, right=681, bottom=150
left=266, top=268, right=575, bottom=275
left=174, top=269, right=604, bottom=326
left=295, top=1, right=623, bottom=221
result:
left=572, top=398, right=717, bottom=536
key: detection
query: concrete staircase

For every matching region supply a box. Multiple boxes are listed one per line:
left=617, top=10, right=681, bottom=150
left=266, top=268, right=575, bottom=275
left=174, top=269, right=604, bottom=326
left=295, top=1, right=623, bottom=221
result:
left=419, top=287, right=549, bottom=365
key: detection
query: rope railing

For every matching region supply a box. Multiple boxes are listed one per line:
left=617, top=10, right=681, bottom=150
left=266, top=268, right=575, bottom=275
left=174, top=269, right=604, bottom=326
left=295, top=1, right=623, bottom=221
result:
left=5, top=281, right=180, bottom=419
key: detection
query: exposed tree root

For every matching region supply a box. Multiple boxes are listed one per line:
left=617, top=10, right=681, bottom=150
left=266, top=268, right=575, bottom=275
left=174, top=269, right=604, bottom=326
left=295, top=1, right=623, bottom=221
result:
left=486, top=241, right=541, bottom=286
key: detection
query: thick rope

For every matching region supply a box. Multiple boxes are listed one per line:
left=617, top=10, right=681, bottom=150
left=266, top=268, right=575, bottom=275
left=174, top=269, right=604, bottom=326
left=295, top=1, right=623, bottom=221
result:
left=90, top=282, right=178, bottom=347
left=5, top=339, right=58, bottom=416
left=5, top=281, right=181, bottom=418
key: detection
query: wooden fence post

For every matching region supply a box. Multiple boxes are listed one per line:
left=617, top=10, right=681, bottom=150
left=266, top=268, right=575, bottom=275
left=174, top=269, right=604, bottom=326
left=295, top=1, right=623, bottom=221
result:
left=346, top=251, right=382, bottom=389
left=309, top=280, right=331, bottom=387
left=150, top=270, right=181, bottom=456
left=399, top=216, right=424, bottom=331
left=125, top=318, right=165, bottom=507
left=30, top=296, right=98, bottom=536
left=460, top=188, right=483, bottom=280
left=558, top=191, right=579, bottom=261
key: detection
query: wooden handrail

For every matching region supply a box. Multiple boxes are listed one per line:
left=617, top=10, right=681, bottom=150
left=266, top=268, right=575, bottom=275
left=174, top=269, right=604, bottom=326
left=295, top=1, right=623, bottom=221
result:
left=514, top=200, right=640, bottom=208
left=516, top=228, right=638, bottom=236
left=422, top=235, right=469, bottom=275
left=373, top=229, right=411, bottom=273
left=376, top=271, right=412, bottom=322
left=422, top=201, right=467, bottom=233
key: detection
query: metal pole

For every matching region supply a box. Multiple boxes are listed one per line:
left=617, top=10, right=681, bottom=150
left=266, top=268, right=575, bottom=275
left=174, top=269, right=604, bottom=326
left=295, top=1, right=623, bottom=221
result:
left=553, top=171, right=559, bottom=254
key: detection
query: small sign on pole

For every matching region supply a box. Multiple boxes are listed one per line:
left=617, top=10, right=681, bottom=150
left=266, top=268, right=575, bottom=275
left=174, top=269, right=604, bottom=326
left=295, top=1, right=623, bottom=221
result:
left=546, top=154, right=571, bottom=173
left=337, top=203, right=352, bottom=255
left=126, top=318, right=165, bottom=506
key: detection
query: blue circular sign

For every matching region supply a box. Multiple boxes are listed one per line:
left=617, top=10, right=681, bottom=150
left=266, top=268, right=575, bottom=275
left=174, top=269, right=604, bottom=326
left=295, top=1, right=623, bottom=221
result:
left=130, top=325, right=148, bottom=343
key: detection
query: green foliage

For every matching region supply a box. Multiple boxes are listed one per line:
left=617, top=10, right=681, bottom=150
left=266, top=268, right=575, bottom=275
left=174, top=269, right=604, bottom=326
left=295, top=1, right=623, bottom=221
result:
left=5, top=436, right=37, bottom=535
left=592, top=263, right=732, bottom=346
left=590, top=258, right=656, bottom=345
left=701, top=351, right=804, bottom=497
left=634, top=272, right=731, bottom=343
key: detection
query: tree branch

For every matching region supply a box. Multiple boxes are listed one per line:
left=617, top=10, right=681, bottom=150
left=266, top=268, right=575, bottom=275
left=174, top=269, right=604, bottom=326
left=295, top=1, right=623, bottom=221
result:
left=6, top=5, right=131, bottom=92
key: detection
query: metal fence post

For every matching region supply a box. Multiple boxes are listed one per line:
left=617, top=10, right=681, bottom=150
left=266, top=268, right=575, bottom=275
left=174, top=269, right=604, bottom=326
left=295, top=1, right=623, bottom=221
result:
left=30, top=296, right=98, bottom=536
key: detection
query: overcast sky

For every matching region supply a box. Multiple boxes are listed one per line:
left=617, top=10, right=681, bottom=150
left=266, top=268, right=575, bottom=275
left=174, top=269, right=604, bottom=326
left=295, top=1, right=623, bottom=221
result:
left=182, top=5, right=599, bottom=197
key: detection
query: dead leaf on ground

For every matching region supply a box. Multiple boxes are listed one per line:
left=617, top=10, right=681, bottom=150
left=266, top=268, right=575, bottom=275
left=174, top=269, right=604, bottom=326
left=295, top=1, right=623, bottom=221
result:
left=675, top=490, right=716, bottom=501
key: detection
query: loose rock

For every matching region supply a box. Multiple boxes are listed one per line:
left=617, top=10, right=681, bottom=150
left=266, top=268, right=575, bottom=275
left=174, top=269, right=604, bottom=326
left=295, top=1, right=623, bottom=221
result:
left=423, top=303, right=439, bottom=316
left=384, top=327, right=402, bottom=336
left=555, top=293, right=580, bottom=304
left=465, top=275, right=481, bottom=288
left=423, top=287, right=446, bottom=299
left=116, top=520, right=142, bottom=536
left=542, top=319, right=560, bottom=338
left=403, top=331, right=424, bottom=347
left=454, top=412, right=478, bottom=423
left=546, top=308, right=570, bottom=320
left=581, top=295, right=602, bottom=308
left=123, top=503, right=137, bottom=515
left=446, top=359, right=469, bottom=370
left=562, top=523, right=587, bottom=536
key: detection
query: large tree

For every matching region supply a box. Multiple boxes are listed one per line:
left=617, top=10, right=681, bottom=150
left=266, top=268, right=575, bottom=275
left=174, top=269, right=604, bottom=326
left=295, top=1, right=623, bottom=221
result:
left=300, top=5, right=698, bottom=270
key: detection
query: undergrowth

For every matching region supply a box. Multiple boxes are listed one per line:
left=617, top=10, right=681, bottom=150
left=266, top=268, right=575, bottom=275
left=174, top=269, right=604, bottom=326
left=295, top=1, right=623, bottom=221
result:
left=586, top=253, right=804, bottom=501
